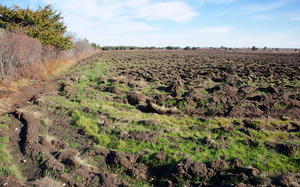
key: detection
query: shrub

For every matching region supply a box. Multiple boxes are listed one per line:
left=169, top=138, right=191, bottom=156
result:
left=73, top=38, right=94, bottom=56
left=166, top=46, right=180, bottom=50
left=42, top=45, right=58, bottom=61
left=251, top=46, right=258, bottom=51
left=0, top=31, right=43, bottom=84
left=184, top=46, right=191, bottom=50
left=91, top=43, right=97, bottom=49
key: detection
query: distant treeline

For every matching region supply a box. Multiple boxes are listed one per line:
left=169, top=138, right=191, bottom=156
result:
left=101, top=46, right=201, bottom=51
left=101, top=46, right=299, bottom=52
left=101, top=46, right=162, bottom=50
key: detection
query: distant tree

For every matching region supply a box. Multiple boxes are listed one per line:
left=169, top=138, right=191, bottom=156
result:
left=73, top=38, right=93, bottom=54
left=251, top=46, right=258, bottom=51
left=91, top=42, right=97, bottom=49
left=101, top=46, right=161, bottom=51
left=166, top=46, right=180, bottom=50
left=101, top=46, right=109, bottom=50
left=263, top=46, right=268, bottom=51
left=0, top=4, right=73, bottom=50
left=184, top=46, right=191, bottom=50
left=64, top=31, right=78, bottom=43
left=221, top=46, right=230, bottom=50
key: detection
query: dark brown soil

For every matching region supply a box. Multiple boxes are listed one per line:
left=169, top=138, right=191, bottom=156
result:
left=105, top=50, right=300, bottom=120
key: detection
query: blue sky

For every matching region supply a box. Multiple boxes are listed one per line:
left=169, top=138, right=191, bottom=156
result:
left=2, top=0, right=300, bottom=48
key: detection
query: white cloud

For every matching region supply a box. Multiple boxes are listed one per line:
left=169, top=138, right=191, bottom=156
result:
left=45, top=0, right=198, bottom=23
left=40, top=0, right=158, bottom=37
left=253, top=14, right=277, bottom=20
left=288, top=13, right=300, bottom=21
left=43, top=0, right=59, bottom=4
left=196, top=26, right=232, bottom=35
left=135, top=1, right=198, bottom=22
left=290, top=17, right=300, bottom=21
left=200, top=0, right=234, bottom=3
left=251, top=11, right=300, bottom=21
left=41, top=0, right=198, bottom=38
left=189, top=0, right=234, bottom=5
left=104, top=20, right=158, bottom=34
left=288, top=28, right=298, bottom=31
left=238, top=0, right=288, bottom=15
left=123, top=0, right=150, bottom=7
left=278, top=11, right=300, bottom=21
left=217, top=11, right=231, bottom=16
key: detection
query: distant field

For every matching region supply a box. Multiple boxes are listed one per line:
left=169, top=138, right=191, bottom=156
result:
left=0, top=50, right=299, bottom=186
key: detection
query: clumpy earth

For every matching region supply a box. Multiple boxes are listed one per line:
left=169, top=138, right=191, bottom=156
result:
left=0, top=50, right=299, bottom=186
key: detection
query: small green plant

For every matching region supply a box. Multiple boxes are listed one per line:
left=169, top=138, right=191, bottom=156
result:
left=177, top=101, right=197, bottom=110
left=0, top=116, right=22, bottom=178
left=273, top=103, right=287, bottom=110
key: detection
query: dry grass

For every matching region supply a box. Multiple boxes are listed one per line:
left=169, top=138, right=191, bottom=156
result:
left=0, top=98, right=13, bottom=115
left=7, top=79, right=31, bottom=91
left=0, top=52, right=96, bottom=92
left=42, top=57, right=75, bottom=77
left=74, top=154, right=95, bottom=170
left=32, top=111, right=42, bottom=119
left=42, top=50, right=100, bottom=78
left=0, top=78, right=31, bottom=93
left=27, top=176, right=64, bottom=187
left=45, top=135, right=56, bottom=143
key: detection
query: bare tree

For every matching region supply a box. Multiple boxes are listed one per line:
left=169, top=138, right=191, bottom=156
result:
left=64, top=31, right=78, bottom=43
left=73, top=38, right=94, bottom=56
left=0, top=31, right=42, bottom=84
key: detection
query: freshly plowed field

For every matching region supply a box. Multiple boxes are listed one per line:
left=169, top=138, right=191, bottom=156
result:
left=0, top=50, right=299, bottom=186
